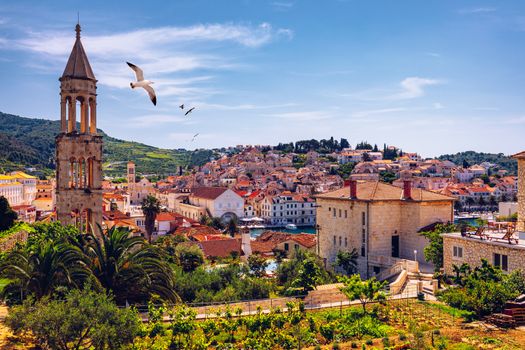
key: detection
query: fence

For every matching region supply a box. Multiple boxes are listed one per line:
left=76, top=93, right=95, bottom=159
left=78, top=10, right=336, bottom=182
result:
left=134, top=285, right=421, bottom=322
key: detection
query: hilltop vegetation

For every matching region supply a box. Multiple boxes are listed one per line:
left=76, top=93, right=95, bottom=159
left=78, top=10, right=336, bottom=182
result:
left=438, top=150, right=517, bottom=174
left=0, top=111, right=213, bottom=178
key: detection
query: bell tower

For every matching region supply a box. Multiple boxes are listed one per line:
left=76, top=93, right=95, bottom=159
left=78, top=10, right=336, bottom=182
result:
left=55, top=23, right=103, bottom=232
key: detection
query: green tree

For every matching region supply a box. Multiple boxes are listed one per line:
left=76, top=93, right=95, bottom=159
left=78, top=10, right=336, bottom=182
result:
left=76, top=226, right=178, bottom=304
left=248, top=253, right=268, bottom=277
left=339, top=275, right=386, bottom=313
left=452, top=263, right=471, bottom=285
left=226, top=217, right=238, bottom=236
left=141, top=195, right=160, bottom=243
left=335, top=249, right=359, bottom=275
left=292, top=257, right=323, bottom=294
left=0, top=196, right=17, bottom=231
left=419, top=223, right=457, bottom=272
left=6, top=287, right=140, bottom=350
left=175, top=243, right=205, bottom=273
left=0, top=240, right=91, bottom=302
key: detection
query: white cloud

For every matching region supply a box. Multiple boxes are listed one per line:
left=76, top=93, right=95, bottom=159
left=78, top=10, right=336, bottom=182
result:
left=352, top=107, right=407, bottom=119
left=6, top=22, right=292, bottom=94
left=14, top=23, right=292, bottom=57
left=503, top=116, right=525, bottom=124
left=390, top=77, right=442, bottom=100
left=271, top=2, right=294, bottom=11
left=433, top=102, right=444, bottom=110
left=459, top=7, right=496, bottom=14
left=267, top=111, right=333, bottom=121
left=425, top=52, right=441, bottom=58
left=197, top=102, right=297, bottom=111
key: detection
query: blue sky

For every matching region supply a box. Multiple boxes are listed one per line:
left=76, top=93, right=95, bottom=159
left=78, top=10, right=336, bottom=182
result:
left=0, top=0, right=524, bottom=157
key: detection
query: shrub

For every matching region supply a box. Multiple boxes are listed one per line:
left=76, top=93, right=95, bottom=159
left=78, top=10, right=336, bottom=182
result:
left=6, top=287, right=140, bottom=350
left=365, top=339, right=373, bottom=345
left=351, top=341, right=358, bottom=348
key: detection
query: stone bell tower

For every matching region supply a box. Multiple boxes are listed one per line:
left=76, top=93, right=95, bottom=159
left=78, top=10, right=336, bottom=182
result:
left=55, top=23, right=102, bottom=232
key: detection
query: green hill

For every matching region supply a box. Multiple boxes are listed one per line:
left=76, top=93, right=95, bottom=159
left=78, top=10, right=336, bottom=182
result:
left=0, top=111, right=213, bottom=178
left=438, top=151, right=517, bottom=174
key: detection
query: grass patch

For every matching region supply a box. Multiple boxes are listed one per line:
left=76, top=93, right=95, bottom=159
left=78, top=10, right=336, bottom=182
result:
left=423, top=301, right=475, bottom=321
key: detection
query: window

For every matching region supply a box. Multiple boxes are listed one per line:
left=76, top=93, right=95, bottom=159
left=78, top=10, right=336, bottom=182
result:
left=361, top=245, right=366, bottom=257
left=339, top=236, right=342, bottom=246
left=453, top=246, right=463, bottom=258
left=333, top=235, right=337, bottom=245
left=344, top=237, right=348, bottom=247
left=362, top=212, right=366, bottom=225
left=284, top=243, right=289, bottom=251
left=333, top=209, right=336, bottom=218
left=294, top=244, right=299, bottom=250
left=344, top=210, right=348, bottom=218
left=494, top=253, right=508, bottom=271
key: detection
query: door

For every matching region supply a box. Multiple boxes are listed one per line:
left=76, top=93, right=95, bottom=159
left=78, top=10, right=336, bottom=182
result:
left=391, top=235, right=399, bottom=258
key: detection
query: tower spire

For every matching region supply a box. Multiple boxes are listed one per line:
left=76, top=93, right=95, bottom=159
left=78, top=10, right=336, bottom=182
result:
left=75, top=22, right=81, bottom=39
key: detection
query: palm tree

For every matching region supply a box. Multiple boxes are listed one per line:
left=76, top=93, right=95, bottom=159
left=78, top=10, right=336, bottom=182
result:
left=466, top=197, right=475, bottom=212
left=141, top=195, right=160, bottom=243
left=0, top=240, right=91, bottom=301
left=75, top=226, right=178, bottom=304
left=335, top=249, right=359, bottom=275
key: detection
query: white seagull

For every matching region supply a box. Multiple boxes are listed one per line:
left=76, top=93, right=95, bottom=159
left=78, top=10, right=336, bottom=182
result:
left=127, top=62, right=156, bottom=106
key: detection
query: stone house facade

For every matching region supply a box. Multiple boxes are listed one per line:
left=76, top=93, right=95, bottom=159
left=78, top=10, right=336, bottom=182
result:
left=316, top=180, right=454, bottom=277
left=442, top=233, right=525, bottom=274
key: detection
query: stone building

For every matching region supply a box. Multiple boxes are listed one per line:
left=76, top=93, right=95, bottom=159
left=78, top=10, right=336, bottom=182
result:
left=55, top=24, right=103, bottom=231
left=316, top=177, right=454, bottom=277
left=515, top=151, right=525, bottom=232
left=442, top=150, right=525, bottom=274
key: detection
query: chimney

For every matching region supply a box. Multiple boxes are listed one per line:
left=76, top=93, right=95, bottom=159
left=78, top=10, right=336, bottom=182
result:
left=349, top=179, right=357, bottom=199
left=403, top=180, right=412, bottom=200
left=400, top=170, right=412, bottom=200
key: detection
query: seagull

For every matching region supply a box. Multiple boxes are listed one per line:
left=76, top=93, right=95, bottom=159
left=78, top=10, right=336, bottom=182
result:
left=185, top=107, right=196, bottom=116
left=179, top=104, right=184, bottom=110
left=191, top=133, right=199, bottom=142
left=127, top=62, right=156, bottom=106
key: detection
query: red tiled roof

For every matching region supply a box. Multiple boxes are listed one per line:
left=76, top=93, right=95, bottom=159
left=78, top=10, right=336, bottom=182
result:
left=316, top=181, right=454, bottom=202
left=156, top=212, right=178, bottom=222
left=197, top=238, right=241, bottom=258
left=175, top=225, right=223, bottom=238
left=191, top=187, right=228, bottom=200
left=251, top=231, right=316, bottom=254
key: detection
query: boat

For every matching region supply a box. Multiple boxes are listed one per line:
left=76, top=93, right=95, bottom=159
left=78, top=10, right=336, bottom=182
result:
left=285, top=223, right=298, bottom=230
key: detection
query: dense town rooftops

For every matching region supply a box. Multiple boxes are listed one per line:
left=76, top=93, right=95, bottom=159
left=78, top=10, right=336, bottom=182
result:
left=315, top=181, right=455, bottom=202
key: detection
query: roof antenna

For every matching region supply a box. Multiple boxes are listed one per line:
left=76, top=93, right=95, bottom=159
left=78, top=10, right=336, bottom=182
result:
left=75, top=12, right=81, bottom=39
left=77, top=12, right=80, bottom=25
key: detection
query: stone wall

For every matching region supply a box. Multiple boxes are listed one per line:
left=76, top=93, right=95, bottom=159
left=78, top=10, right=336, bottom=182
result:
left=317, top=198, right=367, bottom=269
left=0, top=230, right=29, bottom=252
left=443, top=233, right=525, bottom=275
left=517, top=158, right=525, bottom=232
left=317, top=196, right=453, bottom=276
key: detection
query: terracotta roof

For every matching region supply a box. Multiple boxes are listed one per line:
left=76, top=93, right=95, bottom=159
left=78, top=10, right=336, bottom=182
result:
left=196, top=238, right=241, bottom=258
left=512, top=151, right=525, bottom=159
left=61, top=24, right=96, bottom=81
left=316, top=181, right=455, bottom=202
left=156, top=212, right=178, bottom=222
left=103, top=210, right=128, bottom=220
left=252, top=231, right=316, bottom=254
left=175, top=225, right=223, bottom=238
left=191, top=187, right=228, bottom=200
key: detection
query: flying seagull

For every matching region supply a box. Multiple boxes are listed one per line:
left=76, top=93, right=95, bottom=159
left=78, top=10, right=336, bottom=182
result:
left=185, top=107, right=196, bottom=116
left=191, top=133, right=199, bottom=142
left=179, top=104, right=184, bottom=110
left=127, top=62, right=156, bottom=106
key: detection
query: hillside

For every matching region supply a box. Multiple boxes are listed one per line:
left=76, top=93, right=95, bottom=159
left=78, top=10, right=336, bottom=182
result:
left=438, top=151, right=517, bottom=174
left=0, top=111, right=213, bottom=178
